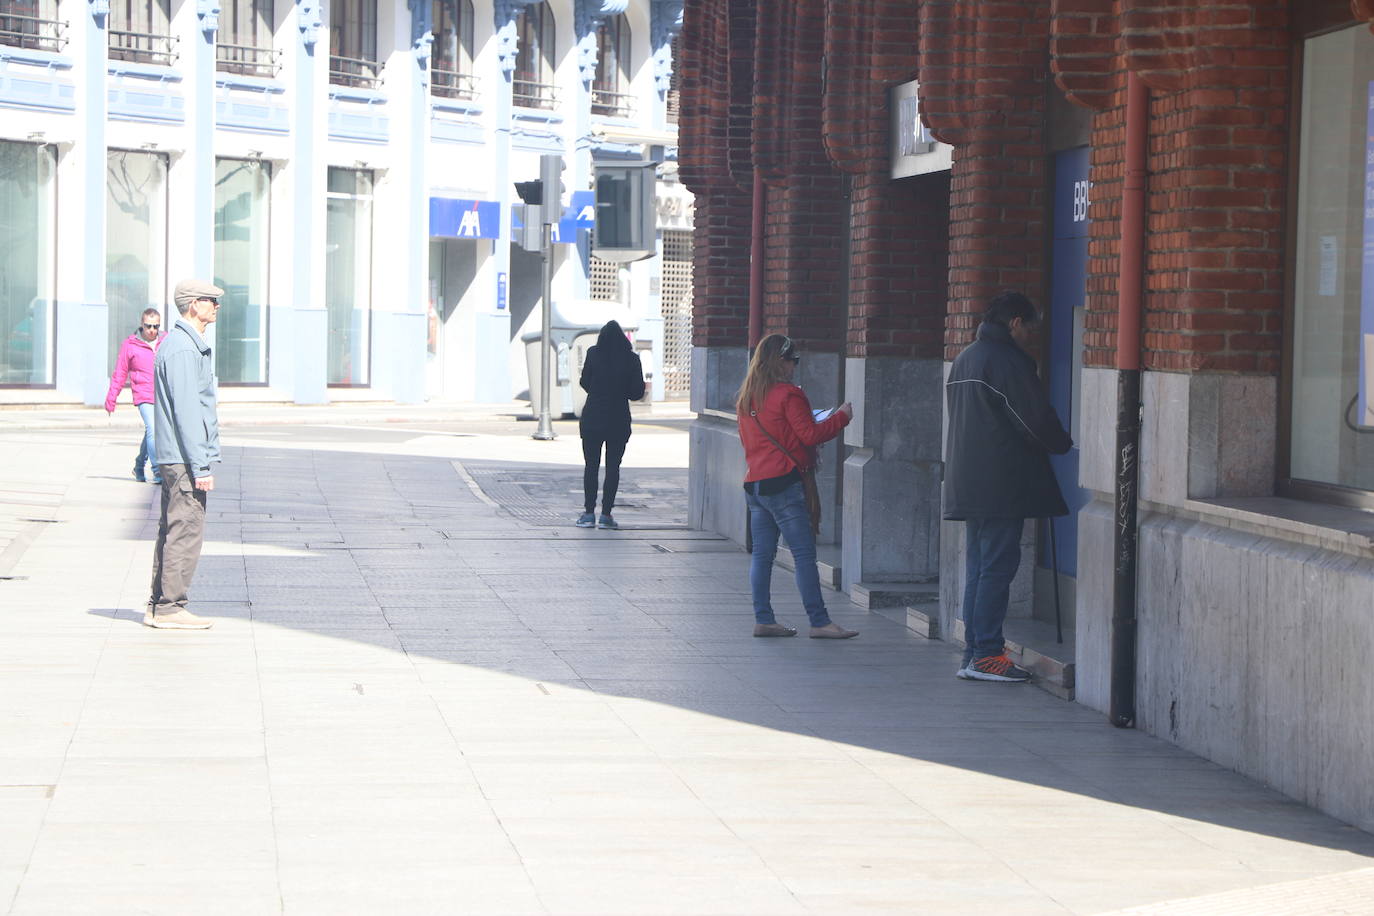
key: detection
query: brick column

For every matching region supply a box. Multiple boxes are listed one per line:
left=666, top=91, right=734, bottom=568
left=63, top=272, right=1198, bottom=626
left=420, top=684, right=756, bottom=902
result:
left=823, top=0, right=950, bottom=589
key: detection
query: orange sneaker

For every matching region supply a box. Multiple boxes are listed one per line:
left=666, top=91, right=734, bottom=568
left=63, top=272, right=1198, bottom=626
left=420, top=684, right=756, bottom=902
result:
left=966, top=653, right=1030, bottom=682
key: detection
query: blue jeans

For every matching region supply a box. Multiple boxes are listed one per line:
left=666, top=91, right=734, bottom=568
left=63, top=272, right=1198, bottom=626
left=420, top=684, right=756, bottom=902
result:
left=746, top=481, right=831, bottom=628
left=135, top=402, right=159, bottom=480
left=961, top=517, right=1024, bottom=665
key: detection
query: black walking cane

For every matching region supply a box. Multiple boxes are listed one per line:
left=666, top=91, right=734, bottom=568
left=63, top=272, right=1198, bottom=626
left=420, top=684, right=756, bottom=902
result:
left=1048, top=518, right=1063, bottom=644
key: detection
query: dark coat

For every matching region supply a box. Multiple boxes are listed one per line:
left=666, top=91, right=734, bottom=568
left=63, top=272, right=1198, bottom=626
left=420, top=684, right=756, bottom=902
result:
left=942, top=321, right=1072, bottom=521
left=579, top=344, right=645, bottom=440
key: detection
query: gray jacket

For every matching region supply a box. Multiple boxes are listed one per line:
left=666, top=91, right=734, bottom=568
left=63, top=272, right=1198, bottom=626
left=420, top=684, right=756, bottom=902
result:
left=152, top=318, right=220, bottom=477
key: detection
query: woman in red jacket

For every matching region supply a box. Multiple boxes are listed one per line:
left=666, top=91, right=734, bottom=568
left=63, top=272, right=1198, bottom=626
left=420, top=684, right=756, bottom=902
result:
left=736, top=334, right=856, bottom=639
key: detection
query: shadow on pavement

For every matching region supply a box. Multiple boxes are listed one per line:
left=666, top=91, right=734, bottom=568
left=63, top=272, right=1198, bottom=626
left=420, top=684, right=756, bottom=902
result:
left=88, top=439, right=1374, bottom=869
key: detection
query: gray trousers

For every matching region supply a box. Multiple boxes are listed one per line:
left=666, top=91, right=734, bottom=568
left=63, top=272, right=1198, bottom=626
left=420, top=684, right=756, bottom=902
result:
left=148, top=462, right=208, bottom=617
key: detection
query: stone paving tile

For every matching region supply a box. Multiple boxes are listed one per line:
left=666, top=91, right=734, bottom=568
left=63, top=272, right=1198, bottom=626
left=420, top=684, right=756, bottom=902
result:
left=2, top=424, right=1373, bottom=915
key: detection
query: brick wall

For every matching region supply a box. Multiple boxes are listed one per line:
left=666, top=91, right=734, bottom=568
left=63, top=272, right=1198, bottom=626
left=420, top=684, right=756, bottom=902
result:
left=1055, top=0, right=1291, bottom=373
left=823, top=0, right=948, bottom=361
left=754, top=0, right=848, bottom=351
left=916, top=0, right=1053, bottom=360
left=679, top=0, right=753, bottom=349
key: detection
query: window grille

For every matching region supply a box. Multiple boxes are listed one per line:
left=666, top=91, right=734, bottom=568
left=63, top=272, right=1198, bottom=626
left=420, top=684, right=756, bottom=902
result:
left=660, top=229, right=693, bottom=399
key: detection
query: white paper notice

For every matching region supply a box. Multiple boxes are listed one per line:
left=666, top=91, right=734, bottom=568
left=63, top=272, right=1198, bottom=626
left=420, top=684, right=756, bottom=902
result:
left=1320, top=236, right=1339, bottom=296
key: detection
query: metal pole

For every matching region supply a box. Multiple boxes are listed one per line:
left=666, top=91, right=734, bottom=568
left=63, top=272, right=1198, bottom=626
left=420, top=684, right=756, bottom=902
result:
left=533, top=220, right=556, bottom=440
left=1109, top=70, right=1149, bottom=729
left=1048, top=517, right=1063, bottom=645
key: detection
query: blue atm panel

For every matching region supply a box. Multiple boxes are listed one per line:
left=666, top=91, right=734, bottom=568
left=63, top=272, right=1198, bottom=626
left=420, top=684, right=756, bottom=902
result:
left=1042, top=147, right=1091, bottom=577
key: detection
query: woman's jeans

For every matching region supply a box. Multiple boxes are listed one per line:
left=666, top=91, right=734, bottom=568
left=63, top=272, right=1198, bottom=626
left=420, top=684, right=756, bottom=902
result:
left=582, top=435, right=628, bottom=514
left=745, top=481, right=831, bottom=628
left=135, top=402, right=158, bottom=479
left=961, top=517, right=1024, bottom=665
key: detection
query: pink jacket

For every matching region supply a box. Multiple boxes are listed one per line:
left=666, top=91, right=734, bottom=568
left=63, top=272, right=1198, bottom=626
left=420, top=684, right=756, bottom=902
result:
left=105, top=332, right=164, bottom=411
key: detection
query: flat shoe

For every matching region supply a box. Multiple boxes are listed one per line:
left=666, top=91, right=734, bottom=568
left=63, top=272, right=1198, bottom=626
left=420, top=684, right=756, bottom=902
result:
left=753, top=623, right=797, bottom=637
left=810, top=623, right=859, bottom=639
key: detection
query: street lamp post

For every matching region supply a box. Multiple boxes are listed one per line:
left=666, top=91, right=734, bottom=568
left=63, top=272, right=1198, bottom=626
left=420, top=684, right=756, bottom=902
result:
left=533, top=217, right=555, bottom=440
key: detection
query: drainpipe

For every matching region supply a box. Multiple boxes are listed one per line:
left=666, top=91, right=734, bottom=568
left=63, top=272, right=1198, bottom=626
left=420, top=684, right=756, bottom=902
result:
left=1110, top=71, right=1148, bottom=729
left=749, top=172, right=765, bottom=348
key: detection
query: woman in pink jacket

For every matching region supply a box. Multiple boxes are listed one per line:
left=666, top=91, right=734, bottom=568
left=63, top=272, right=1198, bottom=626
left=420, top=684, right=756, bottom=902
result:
left=105, top=308, right=165, bottom=483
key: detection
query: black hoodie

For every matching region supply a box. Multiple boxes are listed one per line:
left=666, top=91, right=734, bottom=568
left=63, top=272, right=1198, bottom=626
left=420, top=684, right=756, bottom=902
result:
left=578, top=322, right=645, bottom=439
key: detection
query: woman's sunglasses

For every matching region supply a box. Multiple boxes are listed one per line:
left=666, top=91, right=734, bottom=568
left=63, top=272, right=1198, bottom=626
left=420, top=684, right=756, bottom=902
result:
left=780, top=338, right=800, bottom=364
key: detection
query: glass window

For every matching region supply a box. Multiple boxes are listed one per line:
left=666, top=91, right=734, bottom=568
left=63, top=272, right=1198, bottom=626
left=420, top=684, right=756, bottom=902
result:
left=329, top=0, right=378, bottom=87
left=0, top=0, right=65, bottom=53
left=431, top=0, right=475, bottom=98
left=592, top=14, right=630, bottom=116
left=217, top=0, right=276, bottom=77
left=214, top=159, right=271, bottom=385
left=0, top=140, right=56, bottom=387
left=106, top=150, right=167, bottom=377
left=325, top=168, right=373, bottom=386
left=108, top=0, right=174, bottom=64
left=1289, top=25, right=1374, bottom=494
left=513, top=1, right=555, bottom=109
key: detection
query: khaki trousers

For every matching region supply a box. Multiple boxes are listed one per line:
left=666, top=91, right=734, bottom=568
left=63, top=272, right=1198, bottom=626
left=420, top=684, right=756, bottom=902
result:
left=148, top=463, right=208, bottom=617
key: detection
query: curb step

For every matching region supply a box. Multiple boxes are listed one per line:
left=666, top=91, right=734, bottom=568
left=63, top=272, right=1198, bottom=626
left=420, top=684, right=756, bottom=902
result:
left=775, top=544, right=841, bottom=590
left=849, top=580, right=938, bottom=609
left=948, top=618, right=1076, bottom=700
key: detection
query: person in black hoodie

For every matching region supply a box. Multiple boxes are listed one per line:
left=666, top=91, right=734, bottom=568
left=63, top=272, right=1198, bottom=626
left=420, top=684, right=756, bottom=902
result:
left=943, top=291, right=1073, bottom=683
left=576, top=320, right=645, bottom=529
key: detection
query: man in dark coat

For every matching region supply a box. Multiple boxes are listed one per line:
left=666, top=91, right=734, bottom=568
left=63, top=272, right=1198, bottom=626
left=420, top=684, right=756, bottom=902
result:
left=943, top=291, right=1072, bottom=682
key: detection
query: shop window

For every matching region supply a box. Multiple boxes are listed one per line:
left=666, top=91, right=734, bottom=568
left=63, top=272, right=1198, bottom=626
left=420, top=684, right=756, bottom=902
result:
left=591, top=14, right=631, bottom=117
left=108, top=0, right=176, bottom=65
left=106, top=150, right=168, bottom=377
left=1286, top=24, right=1374, bottom=500
left=214, top=159, right=271, bottom=385
left=329, top=0, right=379, bottom=88
left=325, top=168, right=373, bottom=387
left=218, top=0, right=278, bottom=78
left=0, top=0, right=66, bottom=53
left=513, top=1, right=555, bottom=110
left=432, top=0, right=476, bottom=99
left=0, top=141, right=56, bottom=387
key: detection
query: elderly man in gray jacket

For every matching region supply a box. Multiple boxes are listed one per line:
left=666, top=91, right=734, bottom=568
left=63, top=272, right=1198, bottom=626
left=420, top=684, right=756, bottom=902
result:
left=145, top=278, right=223, bottom=629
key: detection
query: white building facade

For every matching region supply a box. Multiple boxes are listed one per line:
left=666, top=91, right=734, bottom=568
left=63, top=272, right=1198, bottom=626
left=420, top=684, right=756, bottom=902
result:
left=0, top=0, right=691, bottom=406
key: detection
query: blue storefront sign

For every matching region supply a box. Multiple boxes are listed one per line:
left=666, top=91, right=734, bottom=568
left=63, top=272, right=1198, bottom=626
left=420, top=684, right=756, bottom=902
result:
left=511, top=190, right=596, bottom=244
left=430, top=197, right=501, bottom=239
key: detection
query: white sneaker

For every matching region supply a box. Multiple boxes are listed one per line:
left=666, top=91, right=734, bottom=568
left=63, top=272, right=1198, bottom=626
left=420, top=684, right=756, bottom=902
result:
left=145, top=609, right=213, bottom=630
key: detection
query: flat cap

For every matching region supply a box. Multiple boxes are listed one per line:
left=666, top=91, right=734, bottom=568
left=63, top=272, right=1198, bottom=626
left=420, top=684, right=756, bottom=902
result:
left=173, top=278, right=224, bottom=308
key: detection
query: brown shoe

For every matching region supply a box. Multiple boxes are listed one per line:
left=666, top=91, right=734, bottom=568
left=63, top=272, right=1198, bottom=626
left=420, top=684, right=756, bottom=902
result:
left=753, top=623, right=798, bottom=638
left=810, top=623, right=858, bottom=639
left=145, top=610, right=213, bottom=630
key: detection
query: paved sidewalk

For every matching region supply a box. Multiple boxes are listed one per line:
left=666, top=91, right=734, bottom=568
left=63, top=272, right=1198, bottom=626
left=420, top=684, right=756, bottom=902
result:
left=1, top=421, right=1372, bottom=915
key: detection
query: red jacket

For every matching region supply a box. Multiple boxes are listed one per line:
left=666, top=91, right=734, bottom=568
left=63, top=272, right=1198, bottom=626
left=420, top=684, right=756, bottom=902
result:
left=738, top=383, right=850, bottom=482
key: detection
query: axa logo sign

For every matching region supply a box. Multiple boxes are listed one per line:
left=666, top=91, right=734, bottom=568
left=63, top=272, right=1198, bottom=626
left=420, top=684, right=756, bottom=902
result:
left=429, top=197, right=501, bottom=240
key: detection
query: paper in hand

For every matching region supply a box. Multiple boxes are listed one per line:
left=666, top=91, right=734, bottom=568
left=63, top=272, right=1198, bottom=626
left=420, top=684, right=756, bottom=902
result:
left=812, top=407, right=836, bottom=422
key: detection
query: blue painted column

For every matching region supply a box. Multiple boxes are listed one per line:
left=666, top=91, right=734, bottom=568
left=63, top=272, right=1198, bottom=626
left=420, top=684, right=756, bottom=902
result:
left=191, top=0, right=217, bottom=280
left=59, top=0, right=110, bottom=404
left=386, top=0, right=432, bottom=403
left=474, top=1, right=528, bottom=403
left=285, top=0, right=327, bottom=403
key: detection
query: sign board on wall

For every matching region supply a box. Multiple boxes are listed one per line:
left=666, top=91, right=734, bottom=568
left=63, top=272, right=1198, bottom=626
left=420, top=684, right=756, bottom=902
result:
left=890, top=80, right=952, bottom=179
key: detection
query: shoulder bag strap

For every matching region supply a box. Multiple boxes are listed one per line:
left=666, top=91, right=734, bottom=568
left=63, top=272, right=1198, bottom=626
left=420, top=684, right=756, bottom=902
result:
left=751, top=410, right=807, bottom=472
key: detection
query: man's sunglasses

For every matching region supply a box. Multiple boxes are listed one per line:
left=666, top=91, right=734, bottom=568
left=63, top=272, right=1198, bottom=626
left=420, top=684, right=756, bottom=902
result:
left=142, top=323, right=161, bottom=330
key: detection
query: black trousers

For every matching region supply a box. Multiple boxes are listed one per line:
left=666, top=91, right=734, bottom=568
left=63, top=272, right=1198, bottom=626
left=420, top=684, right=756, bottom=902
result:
left=582, top=434, right=628, bottom=514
